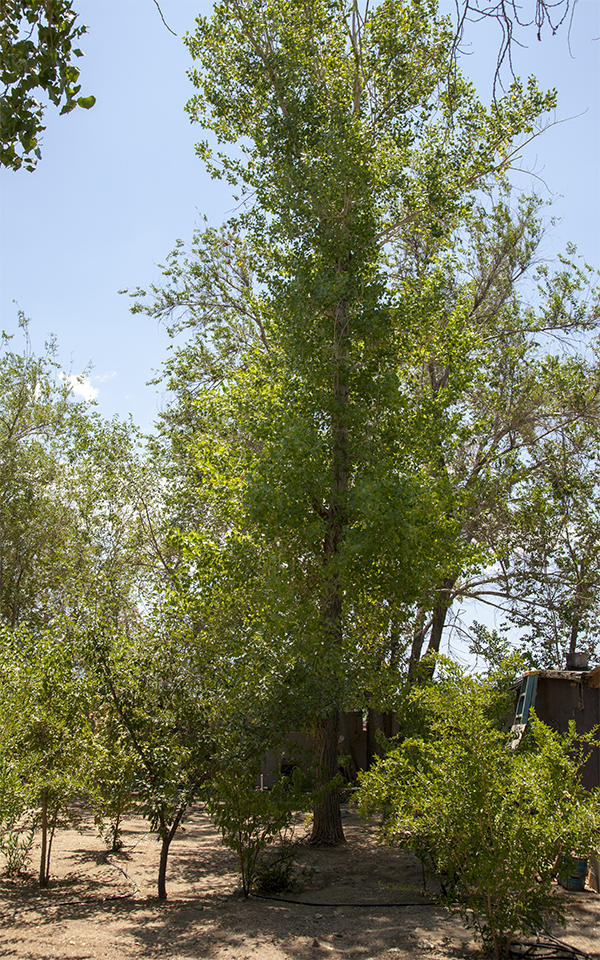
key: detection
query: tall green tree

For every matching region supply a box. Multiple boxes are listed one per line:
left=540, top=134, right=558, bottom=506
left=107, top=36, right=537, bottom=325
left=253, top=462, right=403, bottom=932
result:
left=132, top=0, right=555, bottom=844
left=400, top=194, right=600, bottom=678
left=0, top=0, right=575, bottom=173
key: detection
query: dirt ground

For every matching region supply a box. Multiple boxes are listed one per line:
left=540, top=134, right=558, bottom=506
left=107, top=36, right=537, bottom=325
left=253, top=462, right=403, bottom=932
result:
left=1, top=806, right=598, bottom=960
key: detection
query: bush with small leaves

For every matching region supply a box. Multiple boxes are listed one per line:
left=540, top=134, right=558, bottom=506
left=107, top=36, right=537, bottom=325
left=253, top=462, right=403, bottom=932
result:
left=357, top=660, right=600, bottom=959
left=208, top=768, right=304, bottom=897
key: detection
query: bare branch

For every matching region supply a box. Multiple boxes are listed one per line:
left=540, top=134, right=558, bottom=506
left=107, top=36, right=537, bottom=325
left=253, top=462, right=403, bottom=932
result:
left=152, top=0, right=177, bottom=37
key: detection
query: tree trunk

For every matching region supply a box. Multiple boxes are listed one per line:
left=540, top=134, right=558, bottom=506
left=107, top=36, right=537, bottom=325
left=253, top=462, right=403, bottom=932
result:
left=408, top=608, right=427, bottom=681
left=44, top=804, right=60, bottom=888
left=425, top=578, right=456, bottom=654
left=310, top=572, right=346, bottom=843
left=568, top=575, right=587, bottom=654
left=39, top=788, right=49, bottom=887
left=569, top=616, right=581, bottom=655
left=158, top=834, right=170, bottom=901
left=310, top=291, right=349, bottom=846
left=338, top=711, right=359, bottom=782
left=311, top=712, right=345, bottom=845
left=410, top=578, right=456, bottom=683
left=366, top=707, right=386, bottom=769
left=157, top=806, right=185, bottom=900
left=110, top=811, right=122, bottom=852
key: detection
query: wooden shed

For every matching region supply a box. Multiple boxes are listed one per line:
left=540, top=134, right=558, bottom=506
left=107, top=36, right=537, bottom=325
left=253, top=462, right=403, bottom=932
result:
left=510, top=662, right=600, bottom=792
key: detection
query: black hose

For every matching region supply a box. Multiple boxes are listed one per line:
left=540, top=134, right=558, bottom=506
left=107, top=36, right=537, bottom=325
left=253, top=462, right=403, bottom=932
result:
left=250, top=894, right=438, bottom=907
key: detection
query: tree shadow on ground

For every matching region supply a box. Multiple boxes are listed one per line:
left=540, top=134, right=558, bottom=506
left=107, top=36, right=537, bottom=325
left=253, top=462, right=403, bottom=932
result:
left=2, top=807, right=598, bottom=960
left=1, top=889, right=468, bottom=960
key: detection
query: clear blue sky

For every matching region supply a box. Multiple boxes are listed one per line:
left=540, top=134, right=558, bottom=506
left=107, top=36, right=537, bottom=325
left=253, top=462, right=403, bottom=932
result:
left=1, top=0, right=599, bottom=433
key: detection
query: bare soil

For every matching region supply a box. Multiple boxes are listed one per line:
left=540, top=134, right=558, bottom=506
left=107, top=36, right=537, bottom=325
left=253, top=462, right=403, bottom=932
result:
left=1, top=807, right=598, bottom=960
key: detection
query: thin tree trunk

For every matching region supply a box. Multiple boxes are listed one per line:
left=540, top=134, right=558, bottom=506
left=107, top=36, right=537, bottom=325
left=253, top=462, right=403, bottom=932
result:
left=419, top=577, right=456, bottom=680
left=366, top=707, right=386, bottom=769
left=408, top=608, right=427, bottom=681
left=111, top=811, right=122, bottom=852
left=44, top=804, right=60, bottom=887
left=569, top=615, right=581, bottom=655
left=338, top=711, right=359, bottom=782
left=157, top=806, right=186, bottom=900
left=158, top=834, right=170, bottom=901
left=39, top=788, right=48, bottom=887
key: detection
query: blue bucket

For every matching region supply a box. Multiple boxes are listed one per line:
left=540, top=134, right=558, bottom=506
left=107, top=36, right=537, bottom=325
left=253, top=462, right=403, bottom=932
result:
left=558, top=856, right=588, bottom=891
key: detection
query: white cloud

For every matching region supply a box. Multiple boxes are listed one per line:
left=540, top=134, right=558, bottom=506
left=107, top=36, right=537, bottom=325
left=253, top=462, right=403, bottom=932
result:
left=60, top=372, right=99, bottom=402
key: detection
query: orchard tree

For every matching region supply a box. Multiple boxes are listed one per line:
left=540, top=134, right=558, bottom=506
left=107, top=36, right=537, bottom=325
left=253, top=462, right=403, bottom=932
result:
left=0, top=322, right=198, bottom=885
left=85, top=621, right=218, bottom=900
left=0, top=319, right=156, bottom=636
left=0, top=626, right=92, bottom=886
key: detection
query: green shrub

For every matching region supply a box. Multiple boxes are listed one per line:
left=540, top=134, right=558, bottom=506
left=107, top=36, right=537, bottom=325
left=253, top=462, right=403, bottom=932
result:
left=253, top=838, right=298, bottom=894
left=85, top=730, right=138, bottom=852
left=357, top=660, right=600, bottom=959
left=0, top=772, right=34, bottom=877
left=208, top=768, right=304, bottom=897
left=0, top=819, right=34, bottom=877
